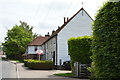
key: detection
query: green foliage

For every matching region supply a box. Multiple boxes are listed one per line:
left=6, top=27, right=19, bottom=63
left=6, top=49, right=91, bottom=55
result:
left=68, top=36, right=92, bottom=64
left=0, top=44, right=2, bottom=50
left=11, top=59, right=24, bottom=63
left=91, top=2, right=120, bottom=78
left=2, top=21, right=36, bottom=60
left=0, top=43, right=3, bottom=51
left=24, top=59, right=53, bottom=70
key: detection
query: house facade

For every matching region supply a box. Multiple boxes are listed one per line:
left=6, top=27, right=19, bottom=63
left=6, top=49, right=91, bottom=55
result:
left=26, top=35, right=49, bottom=59
left=41, top=8, right=93, bottom=65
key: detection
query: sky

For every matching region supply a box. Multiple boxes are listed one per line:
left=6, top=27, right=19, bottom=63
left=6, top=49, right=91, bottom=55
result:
left=0, top=0, right=107, bottom=43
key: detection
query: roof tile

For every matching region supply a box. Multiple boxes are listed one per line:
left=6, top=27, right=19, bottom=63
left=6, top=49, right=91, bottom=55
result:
left=28, top=36, right=49, bottom=46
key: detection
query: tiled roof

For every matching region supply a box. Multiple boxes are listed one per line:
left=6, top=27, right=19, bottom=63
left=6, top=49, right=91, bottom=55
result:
left=41, top=8, right=93, bottom=45
left=28, top=36, right=49, bottom=46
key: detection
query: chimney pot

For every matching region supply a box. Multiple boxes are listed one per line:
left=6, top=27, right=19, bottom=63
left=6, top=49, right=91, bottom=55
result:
left=52, top=30, right=55, bottom=34
left=67, top=17, right=69, bottom=22
left=45, top=32, right=50, bottom=37
left=64, top=17, right=66, bottom=23
left=58, top=26, right=60, bottom=29
left=47, top=32, right=49, bottom=35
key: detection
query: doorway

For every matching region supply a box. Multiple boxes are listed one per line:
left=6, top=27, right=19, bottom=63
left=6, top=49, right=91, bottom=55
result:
left=53, top=51, right=55, bottom=65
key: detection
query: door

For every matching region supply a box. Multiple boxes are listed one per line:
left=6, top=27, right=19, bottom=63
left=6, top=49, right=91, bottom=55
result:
left=53, top=51, right=55, bottom=65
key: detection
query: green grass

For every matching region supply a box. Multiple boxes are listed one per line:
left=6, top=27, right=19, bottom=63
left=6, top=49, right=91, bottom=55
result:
left=11, top=60, right=24, bottom=63
left=54, top=73, right=74, bottom=77
left=1, top=57, right=24, bottom=63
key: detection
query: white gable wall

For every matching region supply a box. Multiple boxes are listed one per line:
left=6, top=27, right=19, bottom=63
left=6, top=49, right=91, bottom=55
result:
left=57, top=10, right=93, bottom=65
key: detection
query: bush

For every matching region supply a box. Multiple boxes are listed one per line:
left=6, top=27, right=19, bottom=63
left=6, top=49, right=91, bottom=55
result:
left=1, top=57, right=7, bottom=60
left=24, top=59, right=33, bottom=67
left=91, top=2, right=120, bottom=78
left=68, top=36, right=92, bottom=64
left=24, top=59, right=53, bottom=70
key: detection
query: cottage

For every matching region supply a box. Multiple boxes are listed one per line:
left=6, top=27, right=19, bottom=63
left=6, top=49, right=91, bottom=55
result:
left=26, top=35, right=49, bottom=59
left=41, top=8, right=93, bottom=66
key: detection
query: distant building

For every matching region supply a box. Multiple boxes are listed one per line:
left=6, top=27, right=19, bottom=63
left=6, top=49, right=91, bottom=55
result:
left=26, top=35, right=49, bottom=59
left=40, top=8, right=93, bottom=65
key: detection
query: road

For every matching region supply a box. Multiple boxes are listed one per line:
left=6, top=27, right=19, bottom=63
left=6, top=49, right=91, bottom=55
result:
left=1, top=60, right=17, bottom=78
left=0, top=59, right=88, bottom=80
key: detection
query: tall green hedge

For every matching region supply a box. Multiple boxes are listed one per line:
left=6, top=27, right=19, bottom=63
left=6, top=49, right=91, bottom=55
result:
left=91, top=2, right=120, bottom=78
left=68, top=36, right=92, bottom=64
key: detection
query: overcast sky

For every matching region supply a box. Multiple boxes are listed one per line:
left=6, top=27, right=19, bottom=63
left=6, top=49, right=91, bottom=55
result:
left=0, top=0, right=107, bottom=43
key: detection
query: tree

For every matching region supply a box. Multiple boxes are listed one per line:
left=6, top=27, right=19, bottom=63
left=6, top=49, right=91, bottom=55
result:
left=0, top=44, right=2, bottom=50
left=91, top=1, right=120, bottom=79
left=2, top=21, right=36, bottom=60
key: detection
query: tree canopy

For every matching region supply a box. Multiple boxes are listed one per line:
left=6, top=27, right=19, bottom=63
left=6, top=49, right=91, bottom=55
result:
left=2, top=21, right=36, bottom=59
left=0, top=44, right=2, bottom=50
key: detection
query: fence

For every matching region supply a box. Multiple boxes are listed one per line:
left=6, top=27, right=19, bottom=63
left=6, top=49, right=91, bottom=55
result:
left=74, top=62, right=91, bottom=78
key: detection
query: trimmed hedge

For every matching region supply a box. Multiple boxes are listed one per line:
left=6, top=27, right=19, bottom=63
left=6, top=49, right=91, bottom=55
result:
left=24, top=59, right=33, bottom=67
left=68, top=36, right=92, bottom=64
left=24, top=59, right=53, bottom=70
left=91, top=2, right=120, bottom=78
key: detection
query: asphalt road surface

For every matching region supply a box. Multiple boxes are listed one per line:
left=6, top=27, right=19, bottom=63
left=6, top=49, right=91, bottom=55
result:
left=1, top=60, right=17, bottom=78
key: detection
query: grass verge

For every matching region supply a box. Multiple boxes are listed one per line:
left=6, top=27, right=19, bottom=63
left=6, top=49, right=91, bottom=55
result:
left=54, top=73, right=74, bottom=77
left=11, top=59, right=24, bottom=63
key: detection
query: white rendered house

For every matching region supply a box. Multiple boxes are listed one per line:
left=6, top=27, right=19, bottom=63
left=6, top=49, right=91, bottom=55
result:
left=41, top=8, right=93, bottom=65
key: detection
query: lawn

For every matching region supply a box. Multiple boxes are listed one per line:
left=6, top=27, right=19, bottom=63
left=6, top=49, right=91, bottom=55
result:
left=11, top=59, right=24, bottom=63
left=54, top=73, right=74, bottom=77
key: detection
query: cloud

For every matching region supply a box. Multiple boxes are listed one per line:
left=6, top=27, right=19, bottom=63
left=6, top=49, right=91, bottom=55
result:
left=0, top=0, right=106, bottom=42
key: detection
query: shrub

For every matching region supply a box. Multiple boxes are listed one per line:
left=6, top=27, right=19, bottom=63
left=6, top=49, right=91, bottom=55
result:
left=24, top=59, right=33, bottom=67
left=1, top=57, right=7, bottom=60
left=24, top=59, right=53, bottom=70
left=68, top=36, right=92, bottom=64
left=91, top=2, right=120, bottom=78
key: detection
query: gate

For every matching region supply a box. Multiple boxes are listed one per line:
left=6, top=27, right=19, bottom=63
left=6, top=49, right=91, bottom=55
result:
left=74, top=62, right=91, bottom=78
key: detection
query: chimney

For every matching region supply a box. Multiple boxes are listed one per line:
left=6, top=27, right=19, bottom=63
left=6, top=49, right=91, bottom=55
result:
left=64, top=17, right=66, bottom=24
left=52, top=30, right=55, bottom=34
left=58, top=26, right=60, bottom=29
left=67, top=17, right=69, bottom=22
left=45, top=32, right=50, bottom=37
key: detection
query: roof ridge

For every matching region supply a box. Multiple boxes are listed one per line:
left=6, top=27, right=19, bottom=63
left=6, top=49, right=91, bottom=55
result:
left=41, top=8, right=93, bottom=45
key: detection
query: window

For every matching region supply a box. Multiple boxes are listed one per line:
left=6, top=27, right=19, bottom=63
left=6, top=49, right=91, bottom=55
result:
left=34, top=46, right=37, bottom=51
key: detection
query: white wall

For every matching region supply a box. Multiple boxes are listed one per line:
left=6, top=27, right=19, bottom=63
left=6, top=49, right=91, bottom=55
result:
left=57, top=10, right=93, bottom=65
left=27, top=46, right=42, bottom=54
